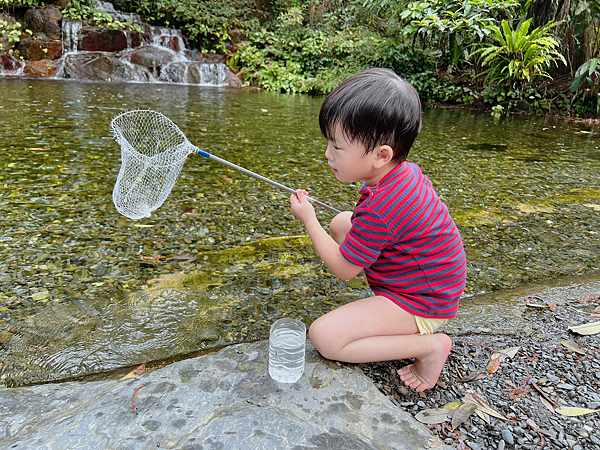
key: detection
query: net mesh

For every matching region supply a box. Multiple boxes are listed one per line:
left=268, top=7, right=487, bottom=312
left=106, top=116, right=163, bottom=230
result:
left=111, top=110, right=193, bottom=220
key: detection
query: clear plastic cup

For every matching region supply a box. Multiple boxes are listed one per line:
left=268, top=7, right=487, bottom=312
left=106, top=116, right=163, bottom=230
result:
left=268, top=318, right=306, bottom=383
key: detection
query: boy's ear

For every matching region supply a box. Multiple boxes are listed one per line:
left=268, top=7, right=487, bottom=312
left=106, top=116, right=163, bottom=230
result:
left=373, top=145, right=394, bottom=168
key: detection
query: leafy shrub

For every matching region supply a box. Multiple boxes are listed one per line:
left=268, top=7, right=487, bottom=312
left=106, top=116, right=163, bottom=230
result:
left=473, top=19, right=565, bottom=87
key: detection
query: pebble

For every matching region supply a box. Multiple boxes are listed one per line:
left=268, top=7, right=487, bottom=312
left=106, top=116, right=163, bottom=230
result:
left=466, top=442, right=481, bottom=450
left=577, top=428, right=589, bottom=438
left=501, top=429, right=514, bottom=445
left=546, top=373, right=560, bottom=383
left=497, top=440, right=505, bottom=450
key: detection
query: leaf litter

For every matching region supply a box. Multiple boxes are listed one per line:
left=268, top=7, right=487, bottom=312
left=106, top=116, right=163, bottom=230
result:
left=361, top=289, right=600, bottom=447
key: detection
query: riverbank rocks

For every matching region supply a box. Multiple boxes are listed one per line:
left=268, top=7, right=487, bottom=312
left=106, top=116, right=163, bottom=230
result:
left=18, top=36, right=62, bottom=60
left=23, top=59, right=60, bottom=77
left=23, top=6, right=62, bottom=40
left=79, top=27, right=143, bottom=52
left=0, top=341, right=440, bottom=450
left=59, top=51, right=152, bottom=82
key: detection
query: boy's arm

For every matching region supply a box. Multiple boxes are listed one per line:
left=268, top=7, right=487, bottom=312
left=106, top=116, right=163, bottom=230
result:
left=291, top=191, right=363, bottom=281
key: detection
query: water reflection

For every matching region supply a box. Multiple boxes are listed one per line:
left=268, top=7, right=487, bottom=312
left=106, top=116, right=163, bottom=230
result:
left=1, top=79, right=600, bottom=385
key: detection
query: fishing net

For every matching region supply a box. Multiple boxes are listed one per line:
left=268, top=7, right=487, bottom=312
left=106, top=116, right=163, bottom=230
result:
left=111, top=109, right=340, bottom=220
left=111, top=110, right=193, bottom=220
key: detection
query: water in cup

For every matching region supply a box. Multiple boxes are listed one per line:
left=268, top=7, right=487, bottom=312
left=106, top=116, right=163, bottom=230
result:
left=268, top=318, right=306, bottom=383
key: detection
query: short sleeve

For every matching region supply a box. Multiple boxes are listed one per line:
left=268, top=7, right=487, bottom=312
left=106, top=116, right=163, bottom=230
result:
left=339, top=209, right=394, bottom=268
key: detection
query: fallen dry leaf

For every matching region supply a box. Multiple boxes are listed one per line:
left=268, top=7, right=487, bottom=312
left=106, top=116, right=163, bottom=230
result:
left=415, top=408, right=451, bottom=425
left=452, top=402, right=478, bottom=430
left=540, top=396, right=555, bottom=413
left=462, top=391, right=508, bottom=421
left=120, top=363, right=146, bottom=380
left=487, top=358, right=501, bottom=374
left=531, top=382, right=556, bottom=407
left=555, top=406, right=600, bottom=417
left=459, top=371, right=487, bottom=382
left=491, top=346, right=520, bottom=361
left=443, top=401, right=462, bottom=411
left=561, top=340, right=586, bottom=355
left=569, top=321, right=600, bottom=335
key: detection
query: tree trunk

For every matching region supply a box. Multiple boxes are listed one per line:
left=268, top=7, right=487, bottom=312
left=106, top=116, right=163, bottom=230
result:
left=529, top=0, right=572, bottom=29
left=529, top=0, right=574, bottom=75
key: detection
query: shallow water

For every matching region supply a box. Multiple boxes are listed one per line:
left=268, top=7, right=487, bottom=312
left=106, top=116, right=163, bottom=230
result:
left=1, top=78, right=600, bottom=386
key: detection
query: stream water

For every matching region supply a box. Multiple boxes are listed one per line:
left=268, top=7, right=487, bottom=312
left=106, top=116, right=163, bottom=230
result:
left=1, top=78, right=600, bottom=386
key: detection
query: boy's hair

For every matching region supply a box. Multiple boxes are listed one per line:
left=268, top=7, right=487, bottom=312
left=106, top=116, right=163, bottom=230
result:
left=319, top=68, right=422, bottom=164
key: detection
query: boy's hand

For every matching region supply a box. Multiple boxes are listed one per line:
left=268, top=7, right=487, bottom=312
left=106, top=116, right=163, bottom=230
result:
left=290, top=189, right=317, bottom=225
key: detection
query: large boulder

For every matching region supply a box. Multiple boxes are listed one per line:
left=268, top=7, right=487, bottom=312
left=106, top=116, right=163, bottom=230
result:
left=23, top=6, right=63, bottom=40
left=125, top=46, right=178, bottom=70
left=18, top=37, right=62, bottom=61
left=79, top=28, right=142, bottom=52
left=24, top=59, right=60, bottom=77
left=60, top=52, right=152, bottom=82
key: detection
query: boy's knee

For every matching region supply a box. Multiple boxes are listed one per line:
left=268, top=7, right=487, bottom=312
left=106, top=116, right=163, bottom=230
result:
left=308, top=319, right=338, bottom=360
left=329, top=211, right=353, bottom=244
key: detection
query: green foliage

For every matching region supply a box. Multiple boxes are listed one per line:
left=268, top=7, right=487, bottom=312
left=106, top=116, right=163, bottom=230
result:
left=121, top=0, right=260, bottom=51
left=362, top=0, right=521, bottom=68
left=232, top=3, right=379, bottom=93
left=0, top=0, right=41, bottom=7
left=0, top=17, right=31, bottom=54
left=473, top=19, right=565, bottom=87
left=569, top=1, right=600, bottom=98
left=571, top=58, right=600, bottom=94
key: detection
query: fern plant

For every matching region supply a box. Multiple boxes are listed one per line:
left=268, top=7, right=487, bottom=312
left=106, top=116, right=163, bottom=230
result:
left=473, top=19, right=565, bottom=87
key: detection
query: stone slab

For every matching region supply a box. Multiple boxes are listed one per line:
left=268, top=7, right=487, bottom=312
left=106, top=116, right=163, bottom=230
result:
left=0, top=341, right=439, bottom=450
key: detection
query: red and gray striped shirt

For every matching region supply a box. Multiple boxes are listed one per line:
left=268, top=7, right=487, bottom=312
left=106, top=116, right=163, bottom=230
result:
left=340, top=162, right=467, bottom=319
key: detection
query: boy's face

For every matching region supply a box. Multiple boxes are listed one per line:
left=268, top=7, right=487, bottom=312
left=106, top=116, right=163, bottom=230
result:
left=325, top=125, right=380, bottom=186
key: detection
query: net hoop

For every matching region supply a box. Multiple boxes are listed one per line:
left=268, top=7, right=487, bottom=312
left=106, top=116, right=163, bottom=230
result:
left=111, top=110, right=193, bottom=220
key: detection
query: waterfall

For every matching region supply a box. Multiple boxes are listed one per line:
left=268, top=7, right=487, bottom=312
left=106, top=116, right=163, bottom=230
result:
left=0, top=54, right=25, bottom=76
left=96, top=0, right=142, bottom=23
left=62, top=20, right=83, bottom=53
left=42, top=3, right=239, bottom=86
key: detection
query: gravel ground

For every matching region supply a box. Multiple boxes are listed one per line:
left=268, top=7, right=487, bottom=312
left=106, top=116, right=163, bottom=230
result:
left=361, top=292, right=600, bottom=450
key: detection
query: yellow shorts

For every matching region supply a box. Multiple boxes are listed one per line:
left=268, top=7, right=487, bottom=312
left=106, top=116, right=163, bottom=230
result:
left=415, top=316, right=448, bottom=335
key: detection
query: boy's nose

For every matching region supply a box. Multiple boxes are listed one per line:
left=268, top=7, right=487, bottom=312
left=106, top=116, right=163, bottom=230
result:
left=325, top=145, right=333, bottom=161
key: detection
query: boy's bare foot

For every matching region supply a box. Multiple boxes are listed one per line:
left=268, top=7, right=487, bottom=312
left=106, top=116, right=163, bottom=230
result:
left=397, top=334, right=452, bottom=392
